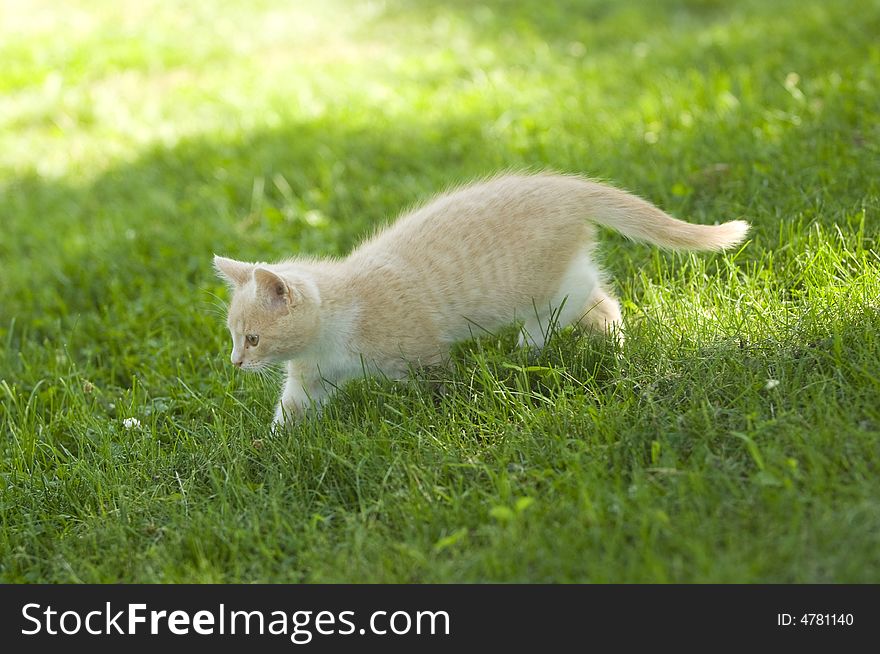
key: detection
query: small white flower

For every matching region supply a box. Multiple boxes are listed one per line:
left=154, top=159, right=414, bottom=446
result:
left=123, top=417, right=142, bottom=430
left=764, top=379, right=780, bottom=390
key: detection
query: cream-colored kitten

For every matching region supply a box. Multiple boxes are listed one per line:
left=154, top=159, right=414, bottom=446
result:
left=214, top=173, right=748, bottom=428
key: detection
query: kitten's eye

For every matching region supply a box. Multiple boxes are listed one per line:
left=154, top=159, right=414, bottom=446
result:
left=246, top=334, right=259, bottom=347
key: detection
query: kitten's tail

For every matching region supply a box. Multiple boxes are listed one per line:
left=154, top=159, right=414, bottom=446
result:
left=575, top=178, right=749, bottom=251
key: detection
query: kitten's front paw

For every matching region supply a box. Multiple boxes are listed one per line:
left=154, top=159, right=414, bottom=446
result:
left=271, top=403, right=299, bottom=433
left=270, top=417, right=286, bottom=435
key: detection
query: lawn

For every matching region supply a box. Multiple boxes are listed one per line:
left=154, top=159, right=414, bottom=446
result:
left=1, top=0, right=878, bottom=582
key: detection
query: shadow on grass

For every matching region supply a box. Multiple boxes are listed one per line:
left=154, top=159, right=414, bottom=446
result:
left=374, top=0, right=866, bottom=72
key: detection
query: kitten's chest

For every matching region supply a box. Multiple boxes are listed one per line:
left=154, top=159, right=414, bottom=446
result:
left=293, top=346, right=365, bottom=386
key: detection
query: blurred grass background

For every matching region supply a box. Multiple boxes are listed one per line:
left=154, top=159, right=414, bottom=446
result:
left=1, top=0, right=878, bottom=582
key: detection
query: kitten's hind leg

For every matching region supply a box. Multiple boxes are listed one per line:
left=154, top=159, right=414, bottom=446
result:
left=518, top=312, right=550, bottom=349
left=577, top=286, right=623, bottom=345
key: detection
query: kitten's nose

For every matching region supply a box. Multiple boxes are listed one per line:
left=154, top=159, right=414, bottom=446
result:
left=231, top=353, right=244, bottom=367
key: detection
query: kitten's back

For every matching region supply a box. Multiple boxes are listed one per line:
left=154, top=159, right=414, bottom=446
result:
left=348, top=175, right=592, bottom=338
left=347, top=173, right=747, bottom=334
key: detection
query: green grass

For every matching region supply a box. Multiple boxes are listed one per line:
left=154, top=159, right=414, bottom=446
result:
left=2, top=0, right=879, bottom=582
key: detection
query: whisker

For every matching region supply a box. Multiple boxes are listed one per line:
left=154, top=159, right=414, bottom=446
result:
left=201, top=290, right=229, bottom=321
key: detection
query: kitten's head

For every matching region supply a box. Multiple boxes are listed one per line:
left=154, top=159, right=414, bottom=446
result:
left=213, top=255, right=320, bottom=371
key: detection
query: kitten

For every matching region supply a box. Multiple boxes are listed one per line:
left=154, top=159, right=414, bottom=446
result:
left=214, top=172, right=749, bottom=428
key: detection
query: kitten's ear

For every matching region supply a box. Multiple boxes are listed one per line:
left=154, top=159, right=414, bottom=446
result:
left=253, top=267, right=295, bottom=311
left=214, top=255, right=253, bottom=287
